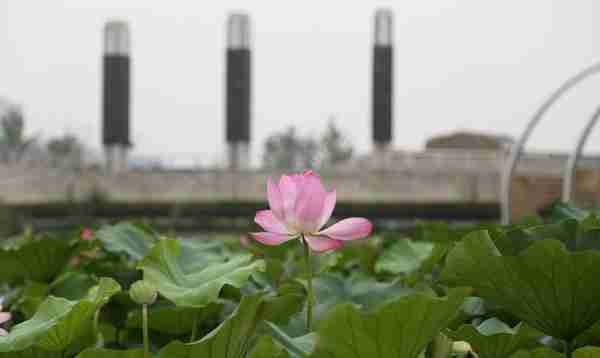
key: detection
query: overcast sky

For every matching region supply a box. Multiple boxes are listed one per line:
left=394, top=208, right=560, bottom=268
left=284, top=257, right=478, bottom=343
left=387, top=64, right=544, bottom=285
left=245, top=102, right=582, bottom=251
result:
left=3, top=0, right=600, bottom=166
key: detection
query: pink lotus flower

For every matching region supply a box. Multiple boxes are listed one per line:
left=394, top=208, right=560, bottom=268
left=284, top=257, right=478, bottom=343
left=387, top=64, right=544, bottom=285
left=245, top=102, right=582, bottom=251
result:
left=0, top=305, right=11, bottom=336
left=252, top=171, right=373, bottom=252
left=81, top=228, right=94, bottom=241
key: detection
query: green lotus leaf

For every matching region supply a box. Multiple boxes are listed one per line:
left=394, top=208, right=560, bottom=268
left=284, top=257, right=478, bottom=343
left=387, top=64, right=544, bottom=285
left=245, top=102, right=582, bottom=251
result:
left=177, top=239, right=226, bottom=273
left=283, top=273, right=414, bottom=337
left=416, top=221, right=466, bottom=243
left=510, top=346, right=600, bottom=358
left=50, top=272, right=97, bottom=301
left=0, top=278, right=121, bottom=352
left=0, top=347, right=62, bottom=357
left=157, top=294, right=265, bottom=357
left=156, top=290, right=306, bottom=358
left=448, top=318, right=542, bottom=358
left=126, top=303, right=223, bottom=335
left=504, top=213, right=600, bottom=252
left=96, top=223, right=157, bottom=260
left=261, top=286, right=305, bottom=325
left=138, top=238, right=265, bottom=308
left=0, top=237, right=72, bottom=283
left=574, top=320, right=600, bottom=347
left=574, top=347, right=600, bottom=357
left=87, top=278, right=122, bottom=307
left=374, top=239, right=434, bottom=275
left=308, top=288, right=470, bottom=358
left=314, top=272, right=413, bottom=310
left=442, top=231, right=600, bottom=341
left=15, top=282, right=51, bottom=319
left=75, top=348, right=145, bottom=358
left=510, top=347, right=564, bottom=358
left=248, top=336, right=291, bottom=358
left=263, top=321, right=315, bottom=358
left=552, top=202, right=588, bottom=221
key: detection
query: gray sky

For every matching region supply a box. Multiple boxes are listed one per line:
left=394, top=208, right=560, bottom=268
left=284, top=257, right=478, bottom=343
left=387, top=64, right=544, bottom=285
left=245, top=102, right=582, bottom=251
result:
left=3, top=0, right=600, bottom=166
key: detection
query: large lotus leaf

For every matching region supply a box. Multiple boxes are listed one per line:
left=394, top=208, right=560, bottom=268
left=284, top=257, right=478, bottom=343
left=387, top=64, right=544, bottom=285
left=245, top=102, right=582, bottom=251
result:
left=336, top=237, right=381, bottom=274
left=314, top=273, right=412, bottom=310
left=177, top=239, right=226, bottom=273
left=552, top=202, right=588, bottom=221
left=511, top=347, right=564, bottom=358
left=521, top=219, right=600, bottom=251
left=0, top=278, right=120, bottom=352
left=15, top=282, right=51, bottom=319
left=156, top=292, right=304, bottom=358
left=506, top=214, right=600, bottom=252
left=248, top=336, right=291, bottom=358
left=511, top=347, right=600, bottom=358
left=448, top=318, right=542, bottom=358
left=576, top=215, right=600, bottom=251
left=263, top=321, right=315, bottom=358
left=157, top=294, right=264, bottom=358
left=374, top=239, right=434, bottom=275
left=138, top=238, right=265, bottom=308
left=416, top=221, right=466, bottom=243
left=283, top=273, right=414, bottom=337
left=492, top=227, right=538, bottom=256
left=96, top=223, right=157, bottom=260
left=574, top=320, right=600, bottom=348
left=126, top=303, right=223, bottom=335
left=50, top=272, right=97, bottom=301
left=260, top=285, right=305, bottom=326
left=574, top=347, right=600, bottom=357
left=75, top=348, right=145, bottom=358
left=0, top=237, right=72, bottom=283
left=442, top=231, right=600, bottom=341
left=0, top=347, right=62, bottom=357
left=86, top=278, right=121, bottom=306
left=307, top=288, right=470, bottom=358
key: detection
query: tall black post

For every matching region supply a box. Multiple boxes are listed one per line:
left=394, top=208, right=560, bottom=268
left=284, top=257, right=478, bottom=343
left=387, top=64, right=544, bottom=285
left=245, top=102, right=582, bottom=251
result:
left=372, top=9, right=393, bottom=151
left=103, top=21, right=131, bottom=172
left=226, top=13, right=251, bottom=170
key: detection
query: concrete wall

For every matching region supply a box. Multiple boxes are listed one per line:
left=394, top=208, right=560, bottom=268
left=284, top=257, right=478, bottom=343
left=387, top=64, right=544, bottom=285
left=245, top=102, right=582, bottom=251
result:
left=2, top=159, right=599, bottom=221
left=0, top=165, right=497, bottom=205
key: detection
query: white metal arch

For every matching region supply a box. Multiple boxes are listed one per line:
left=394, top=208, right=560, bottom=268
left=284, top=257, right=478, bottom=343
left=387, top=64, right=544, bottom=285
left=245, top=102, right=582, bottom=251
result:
left=562, top=105, right=600, bottom=203
left=501, top=62, right=600, bottom=224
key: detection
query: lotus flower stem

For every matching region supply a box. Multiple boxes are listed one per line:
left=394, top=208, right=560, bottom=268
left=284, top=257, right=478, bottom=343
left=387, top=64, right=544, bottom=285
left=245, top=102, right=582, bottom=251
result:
left=142, top=304, right=150, bottom=358
left=93, top=308, right=101, bottom=347
left=302, top=236, right=314, bottom=332
left=190, top=310, right=199, bottom=342
left=564, top=340, right=573, bottom=358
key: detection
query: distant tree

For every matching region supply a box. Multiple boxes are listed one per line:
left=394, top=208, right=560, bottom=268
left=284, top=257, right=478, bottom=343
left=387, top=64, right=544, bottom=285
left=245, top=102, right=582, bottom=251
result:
left=425, top=131, right=514, bottom=151
left=319, top=117, right=353, bottom=169
left=262, top=126, right=318, bottom=170
left=46, top=134, right=84, bottom=168
left=0, top=107, right=36, bottom=163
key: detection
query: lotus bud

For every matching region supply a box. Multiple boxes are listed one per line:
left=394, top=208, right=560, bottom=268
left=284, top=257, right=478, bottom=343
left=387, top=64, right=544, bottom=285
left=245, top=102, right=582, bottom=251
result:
left=129, top=281, right=157, bottom=305
left=452, top=341, right=478, bottom=357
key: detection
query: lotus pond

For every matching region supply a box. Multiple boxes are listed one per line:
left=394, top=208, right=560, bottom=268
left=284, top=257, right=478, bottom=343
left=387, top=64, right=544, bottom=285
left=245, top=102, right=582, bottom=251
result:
left=2, top=195, right=600, bottom=357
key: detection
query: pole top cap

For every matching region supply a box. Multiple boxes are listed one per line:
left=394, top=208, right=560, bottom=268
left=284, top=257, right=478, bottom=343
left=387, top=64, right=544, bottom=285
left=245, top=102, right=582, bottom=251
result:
left=227, top=12, right=251, bottom=49
left=374, top=8, right=393, bottom=46
left=104, top=20, right=130, bottom=55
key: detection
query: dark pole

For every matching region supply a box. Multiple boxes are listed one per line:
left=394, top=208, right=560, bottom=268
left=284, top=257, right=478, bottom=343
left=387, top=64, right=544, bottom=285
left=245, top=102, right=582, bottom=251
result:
left=103, top=20, right=131, bottom=172
left=372, top=9, right=393, bottom=152
left=226, top=13, right=251, bottom=170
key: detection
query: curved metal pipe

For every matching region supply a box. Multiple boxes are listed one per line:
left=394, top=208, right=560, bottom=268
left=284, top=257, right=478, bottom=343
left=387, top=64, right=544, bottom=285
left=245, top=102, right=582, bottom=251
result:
left=562, top=105, right=600, bottom=202
left=501, top=62, right=600, bottom=224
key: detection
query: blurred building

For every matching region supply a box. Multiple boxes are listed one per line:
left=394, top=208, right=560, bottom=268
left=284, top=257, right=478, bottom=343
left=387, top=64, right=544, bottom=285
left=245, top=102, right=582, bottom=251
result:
left=339, top=130, right=600, bottom=177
